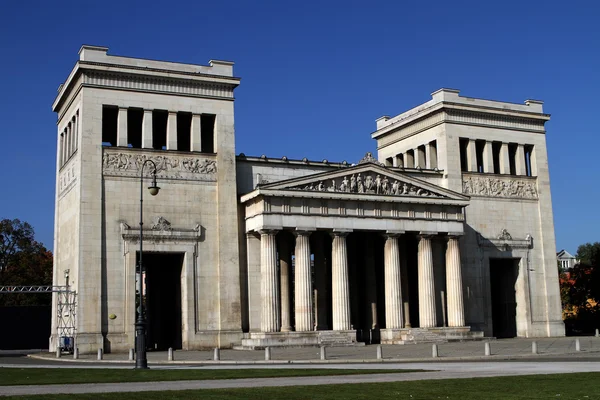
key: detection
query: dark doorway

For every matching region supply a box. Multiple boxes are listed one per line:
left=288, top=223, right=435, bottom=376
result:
left=142, top=252, right=184, bottom=350
left=489, top=258, right=519, bottom=338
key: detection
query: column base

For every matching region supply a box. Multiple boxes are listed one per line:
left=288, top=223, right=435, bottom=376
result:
left=380, top=326, right=485, bottom=344
left=235, top=330, right=363, bottom=350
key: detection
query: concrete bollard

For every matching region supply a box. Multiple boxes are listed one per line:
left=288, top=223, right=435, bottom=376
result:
left=213, top=348, right=220, bottom=361
left=376, top=345, right=383, bottom=360
left=320, top=346, right=327, bottom=360
left=484, top=342, right=491, bottom=356
left=532, top=341, right=538, bottom=354
left=73, top=347, right=79, bottom=360
left=97, top=348, right=103, bottom=360
left=56, top=347, right=61, bottom=358
left=265, top=347, right=271, bottom=361
left=168, top=347, right=174, bottom=361
left=432, top=343, right=438, bottom=358
left=575, top=338, right=581, bottom=352
left=128, top=348, right=134, bottom=361
left=596, top=329, right=599, bottom=338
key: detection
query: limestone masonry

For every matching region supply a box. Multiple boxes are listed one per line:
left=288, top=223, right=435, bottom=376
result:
left=51, top=46, right=564, bottom=353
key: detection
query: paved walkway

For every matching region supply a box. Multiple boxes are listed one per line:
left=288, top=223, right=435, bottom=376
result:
left=1, top=361, right=600, bottom=396
left=31, top=336, right=600, bottom=364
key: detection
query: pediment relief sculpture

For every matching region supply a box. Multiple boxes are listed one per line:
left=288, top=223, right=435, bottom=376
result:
left=358, top=152, right=385, bottom=166
left=288, top=172, right=444, bottom=198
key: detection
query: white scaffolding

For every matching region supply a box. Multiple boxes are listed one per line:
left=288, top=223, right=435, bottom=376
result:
left=0, top=270, right=77, bottom=352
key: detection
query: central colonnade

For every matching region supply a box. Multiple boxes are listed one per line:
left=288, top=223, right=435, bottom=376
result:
left=251, top=229, right=465, bottom=340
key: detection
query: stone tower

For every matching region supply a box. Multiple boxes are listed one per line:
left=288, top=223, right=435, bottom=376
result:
left=52, top=46, right=243, bottom=353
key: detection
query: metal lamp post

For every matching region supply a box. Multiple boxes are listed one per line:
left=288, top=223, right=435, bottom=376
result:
left=135, top=159, right=160, bottom=369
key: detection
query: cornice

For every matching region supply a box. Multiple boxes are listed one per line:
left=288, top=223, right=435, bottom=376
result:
left=372, top=101, right=549, bottom=141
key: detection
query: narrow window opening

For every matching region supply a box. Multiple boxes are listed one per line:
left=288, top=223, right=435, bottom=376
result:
left=152, top=110, right=168, bottom=150
left=417, top=145, right=426, bottom=168
left=459, top=138, right=469, bottom=172
left=492, top=141, right=501, bottom=174
left=406, top=149, right=415, bottom=168
left=508, top=143, right=518, bottom=175
left=385, top=157, right=393, bottom=167
left=200, top=114, right=215, bottom=153
left=177, top=112, right=192, bottom=152
left=429, top=140, right=438, bottom=169
left=396, top=153, right=404, bottom=168
left=127, top=108, right=143, bottom=148
left=101, top=105, right=118, bottom=146
left=475, top=140, right=485, bottom=173
left=524, top=144, right=534, bottom=176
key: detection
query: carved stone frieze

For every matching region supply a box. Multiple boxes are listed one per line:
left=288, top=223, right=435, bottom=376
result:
left=289, top=172, right=443, bottom=198
left=102, top=149, right=217, bottom=182
left=462, top=174, right=537, bottom=199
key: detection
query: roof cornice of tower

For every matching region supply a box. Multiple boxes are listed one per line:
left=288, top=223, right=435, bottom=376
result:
left=53, top=46, right=240, bottom=113
left=371, top=88, right=551, bottom=140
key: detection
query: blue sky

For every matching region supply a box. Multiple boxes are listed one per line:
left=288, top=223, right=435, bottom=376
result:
left=0, top=0, right=598, bottom=254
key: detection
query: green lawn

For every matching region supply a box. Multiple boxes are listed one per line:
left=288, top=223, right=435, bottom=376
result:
left=0, top=367, right=422, bottom=386
left=3, top=372, right=600, bottom=399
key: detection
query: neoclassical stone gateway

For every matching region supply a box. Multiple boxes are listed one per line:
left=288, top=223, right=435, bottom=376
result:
left=51, top=46, right=564, bottom=353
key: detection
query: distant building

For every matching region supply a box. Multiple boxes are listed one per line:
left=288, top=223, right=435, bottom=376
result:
left=557, top=250, right=577, bottom=270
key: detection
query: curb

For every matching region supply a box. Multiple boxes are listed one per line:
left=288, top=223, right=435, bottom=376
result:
left=27, top=350, right=600, bottom=366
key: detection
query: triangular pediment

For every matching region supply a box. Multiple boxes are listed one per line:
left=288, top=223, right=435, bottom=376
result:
left=257, top=162, right=468, bottom=202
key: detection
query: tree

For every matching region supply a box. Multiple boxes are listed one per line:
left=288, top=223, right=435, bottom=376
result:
left=560, top=242, right=600, bottom=334
left=0, top=219, right=53, bottom=306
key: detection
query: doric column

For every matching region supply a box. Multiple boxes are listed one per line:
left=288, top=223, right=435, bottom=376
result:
left=260, top=230, right=279, bottom=332
left=313, top=235, right=328, bottom=330
left=190, top=114, right=202, bottom=152
left=499, top=142, right=510, bottom=174
left=516, top=144, right=526, bottom=175
left=446, top=234, right=465, bottom=327
left=414, top=148, right=421, bottom=169
left=384, top=233, right=404, bottom=329
left=331, top=231, right=351, bottom=331
left=166, top=111, right=177, bottom=150
left=466, top=139, right=477, bottom=172
left=117, top=107, right=128, bottom=147
left=294, top=231, right=313, bottom=332
left=142, top=110, right=153, bottom=149
left=404, top=151, right=413, bottom=168
left=483, top=141, right=494, bottom=173
left=418, top=233, right=437, bottom=328
left=73, top=114, right=78, bottom=152
left=66, top=123, right=72, bottom=159
left=278, top=235, right=292, bottom=332
left=62, top=128, right=68, bottom=163
left=59, top=132, right=64, bottom=167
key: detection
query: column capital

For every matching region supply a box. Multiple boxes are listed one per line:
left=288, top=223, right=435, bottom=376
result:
left=418, top=231, right=437, bottom=239
left=294, top=229, right=314, bottom=237
left=383, top=230, right=405, bottom=239
left=246, top=231, right=259, bottom=239
left=258, top=229, right=279, bottom=236
left=329, top=229, right=351, bottom=238
left=446, top=232, right=464, bottom=239
left=168, top=110, right=177, bottom=115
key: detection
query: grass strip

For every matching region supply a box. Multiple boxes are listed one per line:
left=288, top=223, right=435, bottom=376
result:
left=4, top=372, right=600, bottom=400
left=0, top=367, right=423, bottom=386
